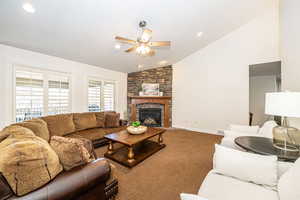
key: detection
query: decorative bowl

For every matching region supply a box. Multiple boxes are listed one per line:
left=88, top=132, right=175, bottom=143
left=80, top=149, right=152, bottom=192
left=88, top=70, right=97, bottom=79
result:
left=127, top=126, right=148, bottom=135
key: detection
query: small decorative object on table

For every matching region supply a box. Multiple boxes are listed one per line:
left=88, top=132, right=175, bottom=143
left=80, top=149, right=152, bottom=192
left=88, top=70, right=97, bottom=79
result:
left=265, top=92, right=300, bottom=152
left=127, top=121, right=147, bottom=135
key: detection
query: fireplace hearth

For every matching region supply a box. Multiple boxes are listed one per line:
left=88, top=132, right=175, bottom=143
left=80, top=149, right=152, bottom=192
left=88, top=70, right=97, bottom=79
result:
left=139, top=108, right=162, bottom=127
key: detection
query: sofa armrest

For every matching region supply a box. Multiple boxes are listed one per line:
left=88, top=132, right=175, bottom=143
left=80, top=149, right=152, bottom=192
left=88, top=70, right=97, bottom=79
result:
left=229, top=124, right=260, bottom=134
left=119, top=119, right=128, bottom=126
left=7, top=158, right=111, bottom=200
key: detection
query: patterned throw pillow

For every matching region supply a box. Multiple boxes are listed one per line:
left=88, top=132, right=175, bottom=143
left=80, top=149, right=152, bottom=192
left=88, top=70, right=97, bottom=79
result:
left=50, top=136, right=95, bottom=170
left=105, top=112, right=120, bottom=128
left=0, top=126, right=62, bottom=196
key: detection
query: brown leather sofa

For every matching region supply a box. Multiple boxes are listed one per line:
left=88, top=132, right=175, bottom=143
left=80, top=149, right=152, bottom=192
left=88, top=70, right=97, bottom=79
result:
left=0, top=111, right=126, bottom=200
left=0, top=158, right=117, bottom=200
left=41, top=112, right=127, bottom=148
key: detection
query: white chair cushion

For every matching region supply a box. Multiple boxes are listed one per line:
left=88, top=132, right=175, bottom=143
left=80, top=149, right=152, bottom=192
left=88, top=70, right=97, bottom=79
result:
left=229, top=124, right=259, bottom=134
left=258, top=121, right=278, bottom=138
left=213, top=144, right=278, bottom=187
left=198, top=171, right=279, bottom=200
left=180, top=193, right=207, bottom=200
left=278, top=158, right=300, bottom=200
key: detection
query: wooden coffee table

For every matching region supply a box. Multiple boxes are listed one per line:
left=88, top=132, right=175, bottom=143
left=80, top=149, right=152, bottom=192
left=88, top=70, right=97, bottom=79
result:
left=104, top=127, right=166, bottom=168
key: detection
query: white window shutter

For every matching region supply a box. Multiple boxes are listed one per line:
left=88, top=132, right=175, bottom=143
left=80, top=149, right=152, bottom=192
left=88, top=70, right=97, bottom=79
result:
left=103, top=81, right=115, bottom=111
left=15, top=70, right=44, bottom=122
left=48, top=75, right=70, bottom=115
left=88, top=80, right=102, bottom=112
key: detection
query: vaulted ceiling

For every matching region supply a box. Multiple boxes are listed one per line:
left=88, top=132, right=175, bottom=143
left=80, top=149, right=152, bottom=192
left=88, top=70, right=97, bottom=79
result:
left=0, top=0, right=274, bottom=72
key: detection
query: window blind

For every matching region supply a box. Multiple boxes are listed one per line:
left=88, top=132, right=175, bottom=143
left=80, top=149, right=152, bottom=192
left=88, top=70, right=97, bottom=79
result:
left=15, top=70, right=44, bottom=122
left=48, top=75, right=70, bottom=115
left=88, top=80, right=102, bottom=112
left=103, top=81, right=115, bottom=111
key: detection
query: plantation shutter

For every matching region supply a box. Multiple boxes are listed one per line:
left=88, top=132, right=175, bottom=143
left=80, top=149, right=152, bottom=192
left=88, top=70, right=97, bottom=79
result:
left=103, top=81, right=115, bottom=111
left=15, top=70, right=44, bottom=122
left=88, top=80, right=102, bottom=112
left=48, top=75, right=70, bottom=115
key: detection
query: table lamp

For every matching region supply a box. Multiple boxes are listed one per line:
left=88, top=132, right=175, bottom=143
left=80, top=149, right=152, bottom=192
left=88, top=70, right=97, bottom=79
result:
left=265, top=92, right=300, bottom=152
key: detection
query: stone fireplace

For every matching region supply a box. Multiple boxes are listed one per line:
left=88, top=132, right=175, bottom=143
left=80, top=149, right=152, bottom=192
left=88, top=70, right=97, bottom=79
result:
left=129, top=96, right=171, bottom=128
left=139, top=107, right=162, bottom=127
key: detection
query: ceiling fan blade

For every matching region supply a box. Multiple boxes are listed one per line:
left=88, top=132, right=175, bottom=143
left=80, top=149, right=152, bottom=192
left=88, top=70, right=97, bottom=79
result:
left=148, top=49, right=155, bottom=56
left=140, top=28, right=152, bottom=42
left=125, top=46, right=137, bottom=53
left=149, top=41, right=171, bottom=47
left=115, top=36, right=137, bottom=45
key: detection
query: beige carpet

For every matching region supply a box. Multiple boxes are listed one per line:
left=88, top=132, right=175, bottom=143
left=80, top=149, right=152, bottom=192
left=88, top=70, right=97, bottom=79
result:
left=95, top=129, right=222, bottom=200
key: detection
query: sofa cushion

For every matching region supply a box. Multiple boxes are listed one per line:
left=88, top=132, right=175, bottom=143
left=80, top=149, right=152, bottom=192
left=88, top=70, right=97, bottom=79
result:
left=105, top=112, right=120, bottom=128
left=50, top=136, right=94, bottom=171
left=278, top=158, right=300, bottom=200
left=12, top=118, right=50, bottom=141
left=42, top=114, right=75, bottom=136
left=198, top=171, right=279, bottom=200
left=0, top=126, right=62, bottom=196
left=94, top=112, right=106, bottom=128
left=73, top=113, right=98, bottom=131
left=0, top=130, right=10, bottom=143
left=65, top=127, right=126, bottom=142
left=213, top=144, right=278, bottom=187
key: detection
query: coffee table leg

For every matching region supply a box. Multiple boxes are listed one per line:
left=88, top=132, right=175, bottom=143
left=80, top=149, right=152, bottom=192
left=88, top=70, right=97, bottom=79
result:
left=107, top=141, right=114, bottom=154
left=128, top=147, right=135, bottom=163
left=158, top=133, right=163, bottom=145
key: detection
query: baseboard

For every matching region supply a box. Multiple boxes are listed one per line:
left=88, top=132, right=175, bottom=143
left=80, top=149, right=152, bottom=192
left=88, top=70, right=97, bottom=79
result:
left=172, top=125, right=224, bottom=136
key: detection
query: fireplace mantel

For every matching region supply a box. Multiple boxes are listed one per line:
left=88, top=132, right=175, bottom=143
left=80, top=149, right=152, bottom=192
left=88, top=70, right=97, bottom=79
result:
left=129, top=96, right=171, bottom=127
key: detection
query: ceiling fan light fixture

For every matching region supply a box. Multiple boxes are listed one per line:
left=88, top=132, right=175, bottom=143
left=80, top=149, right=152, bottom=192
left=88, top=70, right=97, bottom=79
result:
left=136, top=44, right=151, bottom=55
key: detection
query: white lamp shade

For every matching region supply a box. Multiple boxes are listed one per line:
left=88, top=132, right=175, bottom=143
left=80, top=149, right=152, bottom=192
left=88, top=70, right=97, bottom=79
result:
left=265, top=92, right=300, bottom=118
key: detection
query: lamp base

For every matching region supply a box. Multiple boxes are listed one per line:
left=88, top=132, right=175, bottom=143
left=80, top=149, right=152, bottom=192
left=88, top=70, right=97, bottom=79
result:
left=273, top=125, right=300, bottom=153
left=273, top=143, right=299, bottom=152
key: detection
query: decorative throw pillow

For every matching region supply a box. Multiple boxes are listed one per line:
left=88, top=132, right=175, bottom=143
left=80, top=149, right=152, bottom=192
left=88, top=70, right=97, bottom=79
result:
left=12, top=118, right=50, bottom=141
left=0, top=127, right=62, bottom=196
left=73, top=113, right=98, bottom=131
left=229, top=124, right=259, bottom=134
left=94, top=112, right=106, bottom=128
left=42, top=114, right=75, bottom=136
left=278, top=158, right=300, bottom=200
left=258, top=120, right=278, bottom=138
left=213, top=144, right=278, bottom=187
left=105, top=112, right=120, bottom=128
left=50, top=136, right=94, bottom=170
left=180, top=193, right=208, bottom=200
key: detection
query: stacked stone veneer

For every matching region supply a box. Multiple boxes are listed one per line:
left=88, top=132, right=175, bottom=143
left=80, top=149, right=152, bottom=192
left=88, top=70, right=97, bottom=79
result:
left=127, top=65, right=173, bottom=126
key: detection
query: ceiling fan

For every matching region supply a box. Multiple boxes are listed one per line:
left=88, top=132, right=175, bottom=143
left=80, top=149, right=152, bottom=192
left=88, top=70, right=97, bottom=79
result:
left=115, top=21, right=171, bottom=56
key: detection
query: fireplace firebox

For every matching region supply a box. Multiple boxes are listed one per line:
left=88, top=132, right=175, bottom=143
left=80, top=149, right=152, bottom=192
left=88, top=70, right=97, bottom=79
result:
left=139, top=108, right=162, bottom=127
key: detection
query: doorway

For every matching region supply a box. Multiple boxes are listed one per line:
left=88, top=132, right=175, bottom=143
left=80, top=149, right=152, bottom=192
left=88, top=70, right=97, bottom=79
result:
left=249, top=61, right=281, bottom=126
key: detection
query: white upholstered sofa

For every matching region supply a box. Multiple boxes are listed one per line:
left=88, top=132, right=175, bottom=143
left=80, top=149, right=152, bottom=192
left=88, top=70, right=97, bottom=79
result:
left=180, top=121, right=299, bottom=200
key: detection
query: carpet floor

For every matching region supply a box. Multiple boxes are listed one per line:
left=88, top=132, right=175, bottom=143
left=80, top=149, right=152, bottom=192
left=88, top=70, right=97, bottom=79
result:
left=95, top=129, right=222, bottom=200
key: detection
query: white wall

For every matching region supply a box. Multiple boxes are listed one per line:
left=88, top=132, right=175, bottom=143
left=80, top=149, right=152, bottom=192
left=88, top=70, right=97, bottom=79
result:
left=172, top=2, right=280, bottom=134
left=0, top=44, right=127, bottom=129
left=249, top=76, right=277, bottom=126
left=280, top=0, right=300, bottom=128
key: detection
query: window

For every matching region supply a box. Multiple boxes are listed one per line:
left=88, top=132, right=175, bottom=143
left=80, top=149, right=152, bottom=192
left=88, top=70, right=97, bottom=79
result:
left=103, top=81, right=115, bottom=111
left=88, top=79, right=115, bottom=112
left=88, top=80, right=102, bottom=112
left=15, top=67, right=71, bottom=122
left=48, top=75, right=70, bottom=115
left=15, top=70, right=44, bottom=122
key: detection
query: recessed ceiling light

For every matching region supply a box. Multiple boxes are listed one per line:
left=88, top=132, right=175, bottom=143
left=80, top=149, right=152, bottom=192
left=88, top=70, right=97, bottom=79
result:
left=197, top=32, right=203, bottom=37
left=23, top=3, right=35, bottom=13
left=159, top=60, right=168, bottom=66
left=115, top=44, right=121, bottom=49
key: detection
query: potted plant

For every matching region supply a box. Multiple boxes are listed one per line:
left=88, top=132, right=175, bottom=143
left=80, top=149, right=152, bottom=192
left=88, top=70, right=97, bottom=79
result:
left=127, top=121, right=147, bottom=135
